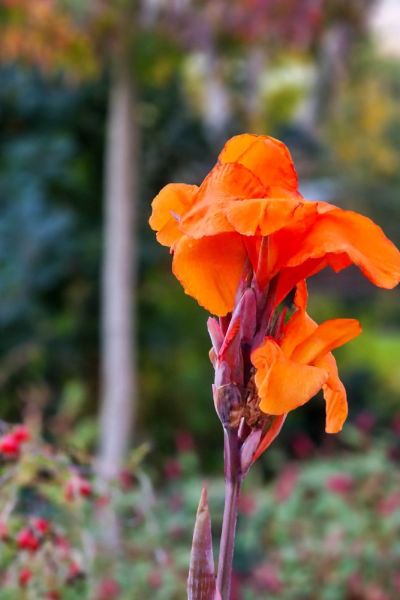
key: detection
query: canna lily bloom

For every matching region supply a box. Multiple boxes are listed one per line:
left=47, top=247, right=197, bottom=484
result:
left=251, top=281, right=361, bottom=434
left=152, top=136, right=400, bottom=600
left=149, top=133, right=400, bottom=316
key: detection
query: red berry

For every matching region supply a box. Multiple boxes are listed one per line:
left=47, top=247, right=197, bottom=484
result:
left=65, top=475, right=92, bottom=501
left=0, top=434, right=20, bottom=457
left=326, top=474, right=353, bottom=495
left=118, top=469, right=134, bottom=490
left=12, top=425, right=30, bottom=443
left=79, top=479, right=92, bottom=497
left=96, top=578, right=120, bottom=600
left=19, top=567, right=32, bottom=587
left=17, top=528, right=40, bottom=552
left=163, top=458, right=181, bottom=480
left=32, top=517, right=50, bottom=535
left=67, top=561, right=83, bottom=580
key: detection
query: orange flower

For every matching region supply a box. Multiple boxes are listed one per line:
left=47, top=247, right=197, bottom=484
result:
left=251, top=281, right=361, bottom=433
left=149, top=134, right=400, bottom=316
left=151, top=132, right=400, bottom=451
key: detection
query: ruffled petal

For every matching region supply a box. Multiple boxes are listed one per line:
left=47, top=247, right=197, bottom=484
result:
left=252, top=339, right=328, bottom=415
left=315, top=352, right=348, bottom=433
left=226, top=194, right=301, bottom=237
left=292, top=318, right=362, bottom=365
left=284, top=208, right=400, bottom=289
left=280, top=301, right=317, bottom=357
left=149, top=183, right=198, bottom=247
left=181, top=162, right=266, bottom=238
left=279, top=281, right=318, bottom=357
left=218, top=133, right=298, bottom=193
left=172, top=233, right=247, bottom=316
left=274, top=257, right=341, bottom=308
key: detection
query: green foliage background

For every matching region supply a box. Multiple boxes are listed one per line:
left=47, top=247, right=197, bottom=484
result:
left=1, top=42, right=400, bottom=465
left=0, top=4, right=400, bottom=598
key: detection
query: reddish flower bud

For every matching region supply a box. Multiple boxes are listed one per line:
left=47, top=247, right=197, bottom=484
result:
left=96, top=578, right=120, bottom=600
left=12, top=425, right=30, bottom=443
left=32, top=517, right=50, bottom=535
left=326, top=474, right=353, bottom=496
left=163, top=458, right=181, bottom=480
left=65, top=475, right=92, bottom=501
left=118, top=469, right=135, bottom=490
left=17, top=528, right=40, bottom=552
left=67, top=561, right=83, bottom=581
left=0, top=434, right=20, bottom=457
left=19, top=567, right=32, bottom=587
left=79, top=478, right=92, bottom=497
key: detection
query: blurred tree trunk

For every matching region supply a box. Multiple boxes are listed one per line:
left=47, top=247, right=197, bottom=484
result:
left=311, top=23, right=353, bottom=130
left=98, top=55, right=137, bottom=480
left=203, top=47, right=231, bottom=138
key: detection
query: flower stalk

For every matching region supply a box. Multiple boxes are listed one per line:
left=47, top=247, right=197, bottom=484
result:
left=216, top=430, right=242, bottom=600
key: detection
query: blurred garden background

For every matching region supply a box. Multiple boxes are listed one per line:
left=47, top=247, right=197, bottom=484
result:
left=0, top=0, right=400, bottom=598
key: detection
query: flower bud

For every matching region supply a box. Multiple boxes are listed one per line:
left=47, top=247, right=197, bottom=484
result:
left=214, top=383, right=243, bottom=429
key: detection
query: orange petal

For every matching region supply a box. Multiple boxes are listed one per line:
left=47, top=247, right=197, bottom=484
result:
left=274, top=259, right=327, bottom=308
left=273, top=251, right=353, bottom=309
left=279, top=281, right=319, bottom=357
left=181, top=162, right=266, bottom=238
left=149, top=183, right=198, bottom=246
left=172, top=233, right=247, bottom=316
left=315, top=352, right=348, bottom=433
left=280, top=308, right=317, bottom=357
left=285, top=208, right=400, bottom=289
left=293, top=279, right=308, bottom=311
left=226, top=194, right=301, bottom=236
left=252, top=339, right=328, bottom=415
left=252, top=414, right=287, bottom=463
left=266, top=201, right=319, bottom=274
left=292, top=318, right=362, bottom=365
left=218, top=133, right=298, bottom=193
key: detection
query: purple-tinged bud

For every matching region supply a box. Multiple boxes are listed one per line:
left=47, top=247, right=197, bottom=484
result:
left=240, top=429, right=263, bottom=476
left=187, top=487, right=217, bottom=600
left=214, top=361, right=231, bottom=388
left=238, top=288, right=257, bottom=344
left=207, top=318, right=224, bottom=354
left=214, top=383, right=243, bottom=429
